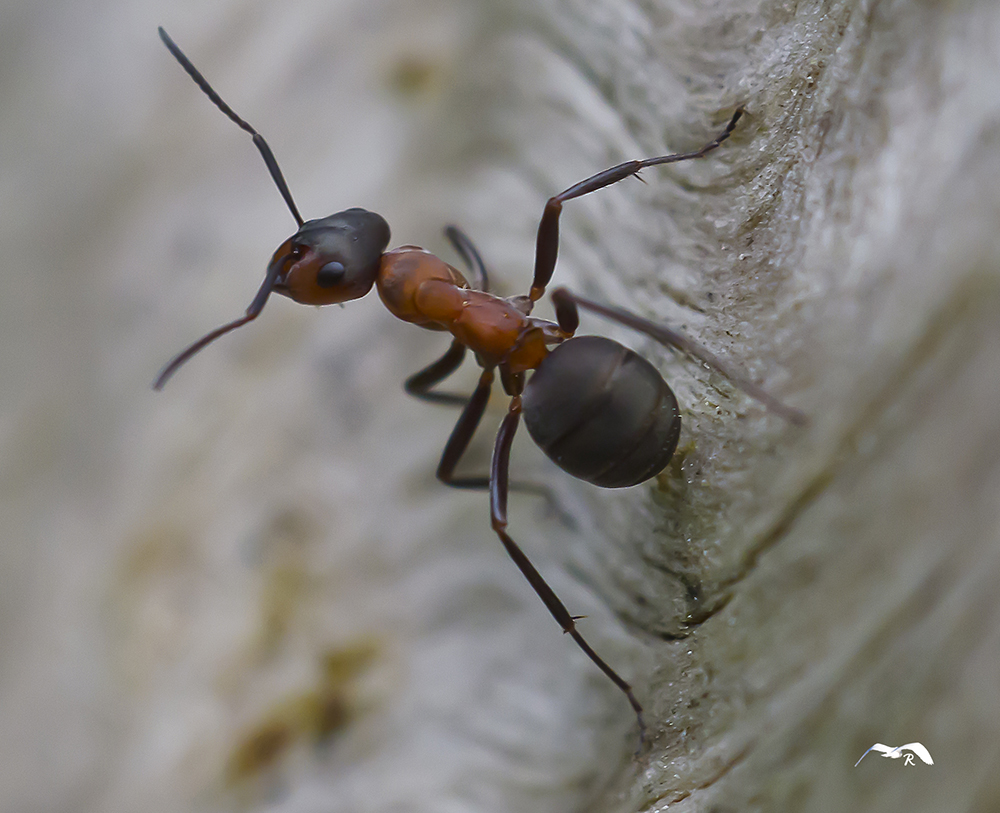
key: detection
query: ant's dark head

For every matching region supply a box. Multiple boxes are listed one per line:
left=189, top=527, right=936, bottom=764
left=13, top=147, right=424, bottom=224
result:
left=271, top=208, right=391, bottom=305
left=151, top=208, right=389, bottom=390
left=153, top=28, right=396, bottom=390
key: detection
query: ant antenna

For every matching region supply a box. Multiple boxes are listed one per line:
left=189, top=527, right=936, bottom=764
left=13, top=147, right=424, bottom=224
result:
left=158, top=27, right=304, bottom=227
left=153, top=28, right=308, bottom=390
left=152, top=254, right=286, bottom=390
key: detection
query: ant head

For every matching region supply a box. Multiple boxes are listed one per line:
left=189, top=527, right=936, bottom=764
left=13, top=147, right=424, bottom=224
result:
left=153, top=208, right=391, bottom=390
left=272, top=208, right=391, bottom=305
left=152, top=31, right=396, bottom=390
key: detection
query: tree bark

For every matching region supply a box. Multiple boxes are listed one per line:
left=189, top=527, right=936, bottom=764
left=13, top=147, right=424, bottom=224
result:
left=1, top=1, right=998, bottom=812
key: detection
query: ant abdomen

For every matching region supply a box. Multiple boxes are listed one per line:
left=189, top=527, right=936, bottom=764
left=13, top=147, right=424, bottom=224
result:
left=522, top=336, right=681, bottom=488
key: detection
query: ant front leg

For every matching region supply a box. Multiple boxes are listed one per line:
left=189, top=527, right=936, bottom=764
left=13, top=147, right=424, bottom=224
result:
left=551, top=288, right=807, bottom=425
left=490, top=393, right=647, bottom=748
left=405, top=227, right=491, bottom=406
left=529, top=108, right=744, bottom=303
left=444, top=225, right=490, bottom=292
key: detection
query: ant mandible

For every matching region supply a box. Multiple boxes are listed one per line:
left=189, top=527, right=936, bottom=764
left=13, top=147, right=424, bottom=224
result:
left=153, top=27, right=805, bottom=749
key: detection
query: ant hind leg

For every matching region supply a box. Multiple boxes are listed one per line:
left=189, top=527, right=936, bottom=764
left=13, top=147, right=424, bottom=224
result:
left=551, top=288, right=807, bottom=425
left=433, top=368, right=577, bottom=524
left=489, top=396, right=646, bottom=750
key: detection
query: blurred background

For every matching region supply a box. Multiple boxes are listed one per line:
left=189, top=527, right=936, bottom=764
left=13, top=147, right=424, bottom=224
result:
left=0, top=2, right=647, bottom=811
left=3, top=1, right=1000, bottom=812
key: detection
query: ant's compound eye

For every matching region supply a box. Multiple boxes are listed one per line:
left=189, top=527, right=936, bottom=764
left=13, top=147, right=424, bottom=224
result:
left=290, top=244, right=306, bottom=258
left=316, top=260, right=347, bottom=288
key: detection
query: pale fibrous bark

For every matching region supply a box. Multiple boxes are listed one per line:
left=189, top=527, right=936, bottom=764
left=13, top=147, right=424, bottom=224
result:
left=1, top=1, right=998, bottom=812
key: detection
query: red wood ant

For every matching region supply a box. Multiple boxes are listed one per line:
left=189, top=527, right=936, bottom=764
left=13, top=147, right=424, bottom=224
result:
left=153, top=27, right=805, bottom=748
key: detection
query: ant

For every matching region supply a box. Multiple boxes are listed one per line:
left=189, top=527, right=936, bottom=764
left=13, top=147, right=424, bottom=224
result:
left=153, top=27, right=805, bottom=749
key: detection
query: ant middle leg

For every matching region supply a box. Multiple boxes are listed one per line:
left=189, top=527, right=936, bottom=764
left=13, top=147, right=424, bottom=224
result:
left=435, top=367, right=496, bottom=490
left=528, top=107, right=744, bottom=303
left=434, top=367, right=574, bottom=516
left=405, top=340, right=470, bottom=406
left=490, top=395, right=646, bottom=748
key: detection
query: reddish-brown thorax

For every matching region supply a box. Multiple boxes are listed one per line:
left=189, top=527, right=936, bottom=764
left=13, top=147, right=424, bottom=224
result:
left=377, top=246, right=567, bottom=373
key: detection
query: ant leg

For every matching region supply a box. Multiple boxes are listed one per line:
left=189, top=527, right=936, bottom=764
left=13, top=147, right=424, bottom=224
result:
left=435, top=369, right=573, bottom=513
left=436, top=367, right=495, bottom=490
left=405, top=340, right=470, bottom=406
left=404, top=227, right=492, bottom=405
left=552, top=288, right=806, bottom=425
left=490, top=395, right=646, bottom=747
left=444, top=225, right=490, bottom=292
left=529, top=108, right=744, bottom=302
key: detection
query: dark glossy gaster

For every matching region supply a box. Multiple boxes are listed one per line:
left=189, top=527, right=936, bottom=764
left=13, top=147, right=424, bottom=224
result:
left=153, top=27, right=806, bottom=750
